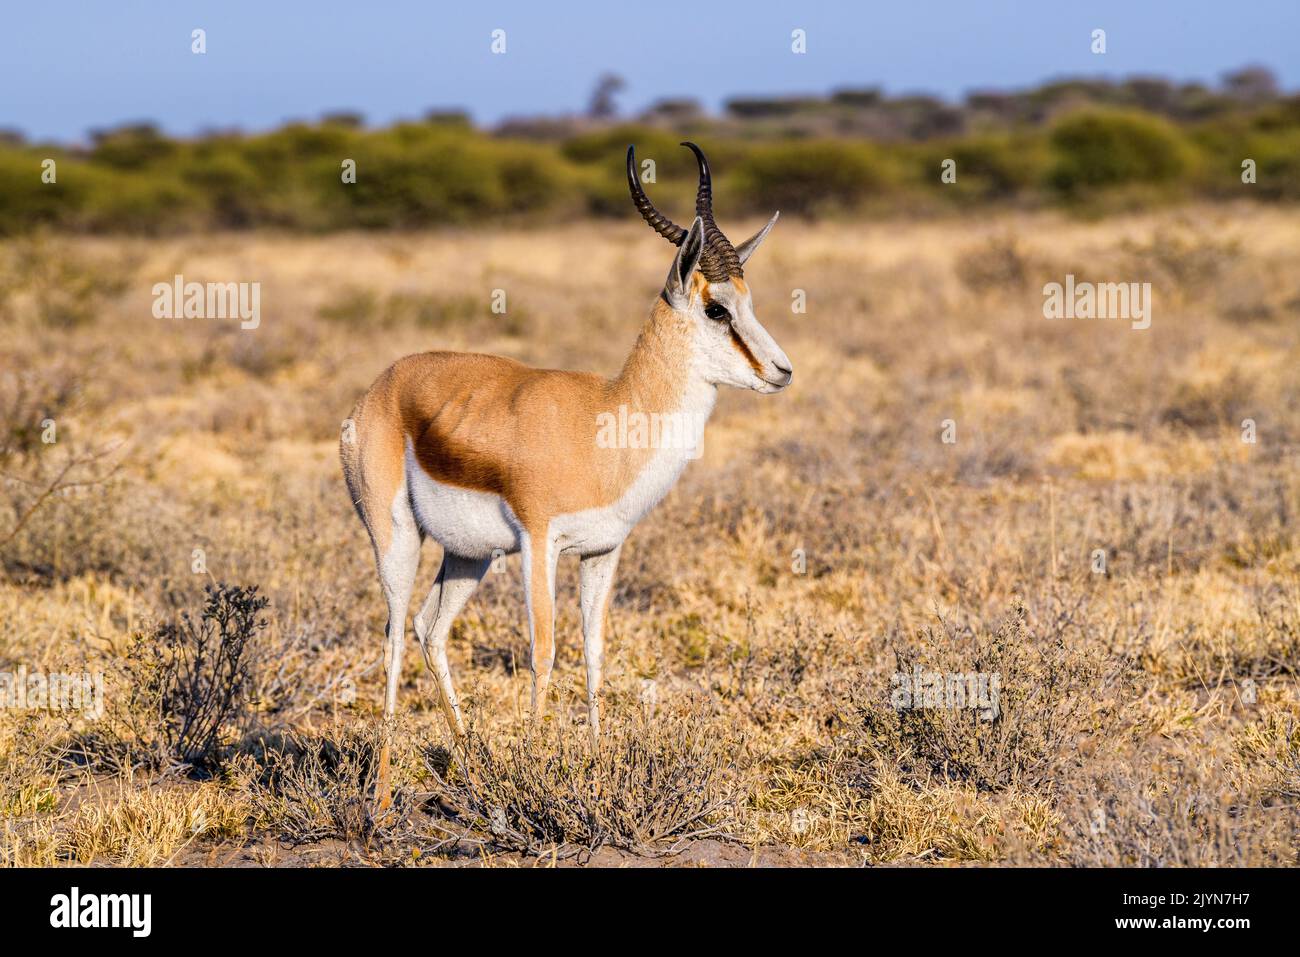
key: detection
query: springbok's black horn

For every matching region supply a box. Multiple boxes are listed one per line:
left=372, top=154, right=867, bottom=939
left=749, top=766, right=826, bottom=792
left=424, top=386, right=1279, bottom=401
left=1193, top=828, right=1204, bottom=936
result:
left=627, top=145, right=686, bottom=245
left=681, top=141, right=742, bottom=281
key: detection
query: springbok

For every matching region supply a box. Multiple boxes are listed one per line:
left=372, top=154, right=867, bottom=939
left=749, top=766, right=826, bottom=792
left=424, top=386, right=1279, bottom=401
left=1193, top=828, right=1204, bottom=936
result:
left=341, top=142, right=792, bottom=801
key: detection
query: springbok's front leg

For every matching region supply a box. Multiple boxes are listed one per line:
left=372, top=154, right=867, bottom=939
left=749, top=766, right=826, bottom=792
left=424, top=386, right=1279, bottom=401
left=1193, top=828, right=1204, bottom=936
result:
left=522, top=530, right=560, bottom=718
left=579, top=545, right=621, bottom=744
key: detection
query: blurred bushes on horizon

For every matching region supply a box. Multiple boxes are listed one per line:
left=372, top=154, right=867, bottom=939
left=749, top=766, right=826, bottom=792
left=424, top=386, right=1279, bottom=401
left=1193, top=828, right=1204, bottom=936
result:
left=0, top=78, right=1297, bottom=234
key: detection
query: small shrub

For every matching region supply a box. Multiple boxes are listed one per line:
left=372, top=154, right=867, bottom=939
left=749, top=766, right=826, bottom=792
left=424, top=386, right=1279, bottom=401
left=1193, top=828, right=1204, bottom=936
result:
left=856, top=602, right=1130, bottom=792
left=244, top=723, right=398, bottom=846
left=1119, top=226, right=1240, bottom=292
left=0, top=364, right=134, bottom=584
left=125, top=584, right=268, bottom=769
left=954, top=235, right=1038, bottom=293
left=1238, top=707, right=1300, bottom=803
left=0, top=718, right=66, bottom=818
left=1049, top=758, right=1299, bottom=867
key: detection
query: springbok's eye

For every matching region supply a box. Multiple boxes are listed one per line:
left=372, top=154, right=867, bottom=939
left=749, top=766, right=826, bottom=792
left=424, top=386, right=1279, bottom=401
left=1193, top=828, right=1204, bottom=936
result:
left=704, top=303, right=730, bottom=322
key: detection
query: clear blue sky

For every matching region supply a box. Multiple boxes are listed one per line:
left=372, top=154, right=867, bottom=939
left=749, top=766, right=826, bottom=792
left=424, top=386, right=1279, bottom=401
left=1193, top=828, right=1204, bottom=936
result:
left=1, top=0, right=1296, bottom=143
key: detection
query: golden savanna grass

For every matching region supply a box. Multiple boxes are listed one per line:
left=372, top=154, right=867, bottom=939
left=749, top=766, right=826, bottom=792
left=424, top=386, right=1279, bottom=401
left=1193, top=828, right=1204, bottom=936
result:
left=1, top=204, right=1298, bottom=866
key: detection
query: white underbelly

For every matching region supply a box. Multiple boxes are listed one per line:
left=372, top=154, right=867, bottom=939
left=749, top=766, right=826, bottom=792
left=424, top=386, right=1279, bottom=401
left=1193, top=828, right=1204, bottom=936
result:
left=404, top=443, right=520, bottom=559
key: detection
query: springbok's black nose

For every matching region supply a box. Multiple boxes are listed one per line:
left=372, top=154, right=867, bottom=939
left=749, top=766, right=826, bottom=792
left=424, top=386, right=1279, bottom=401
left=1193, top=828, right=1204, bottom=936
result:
left=773, top=360, right=792, bottom=375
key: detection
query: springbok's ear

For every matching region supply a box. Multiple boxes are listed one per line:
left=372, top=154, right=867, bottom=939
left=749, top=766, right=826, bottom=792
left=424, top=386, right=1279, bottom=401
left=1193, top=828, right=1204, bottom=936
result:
left=735, top=211, right=779, bottom=265
left=664, top=216, right=705, bottom=308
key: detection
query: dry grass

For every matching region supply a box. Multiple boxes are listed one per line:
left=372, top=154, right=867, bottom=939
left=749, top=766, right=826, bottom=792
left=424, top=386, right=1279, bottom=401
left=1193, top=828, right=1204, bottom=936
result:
left=855, top=600, right=1131, bottom=793
left=429, top=700, right=743, bottom=856
left=2, top=205, right=1299, bottom=866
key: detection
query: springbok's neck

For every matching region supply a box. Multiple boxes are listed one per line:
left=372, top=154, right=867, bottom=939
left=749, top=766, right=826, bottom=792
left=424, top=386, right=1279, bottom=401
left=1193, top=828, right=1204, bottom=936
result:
left=609, top=297, right=712, bottom=418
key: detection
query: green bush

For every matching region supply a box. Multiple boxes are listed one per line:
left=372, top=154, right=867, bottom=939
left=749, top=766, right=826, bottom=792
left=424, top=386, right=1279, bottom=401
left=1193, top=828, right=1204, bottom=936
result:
left=1244, top=129, right=1300, bottom=200
left=0, top=95, right=1292, bottom=234
left=88, top=123, right=180, bottom=170
left=329, top=133, right=578, bottom=228
left=0, top=150, right=84, bottom=232
left=181, top=151, right=269, bottom=229
left=1047, top=109, right=1193, bottom=196
left=564, top=126, right=736, bottom=218
left=82, top=171, right=207, bottom=234
left=926, top=133, right=1049, bottom=203
left=732, top=140, right=890, bottom=215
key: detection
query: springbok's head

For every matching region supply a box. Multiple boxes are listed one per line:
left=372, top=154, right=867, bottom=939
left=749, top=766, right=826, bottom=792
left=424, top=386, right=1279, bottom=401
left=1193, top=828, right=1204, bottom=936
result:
left=628, top=142, right=792, bottom=394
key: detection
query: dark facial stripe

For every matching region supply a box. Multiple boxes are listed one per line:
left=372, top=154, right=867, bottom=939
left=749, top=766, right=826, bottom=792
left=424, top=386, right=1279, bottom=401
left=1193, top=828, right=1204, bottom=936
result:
left=728, top=325, right=765, bottom=375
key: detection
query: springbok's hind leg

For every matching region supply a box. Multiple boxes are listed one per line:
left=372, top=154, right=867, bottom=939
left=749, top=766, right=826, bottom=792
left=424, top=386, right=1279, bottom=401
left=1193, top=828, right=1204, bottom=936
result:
left=374, top=513, right=422, bottom=813
left=414, top=552, right=491, bottom=737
